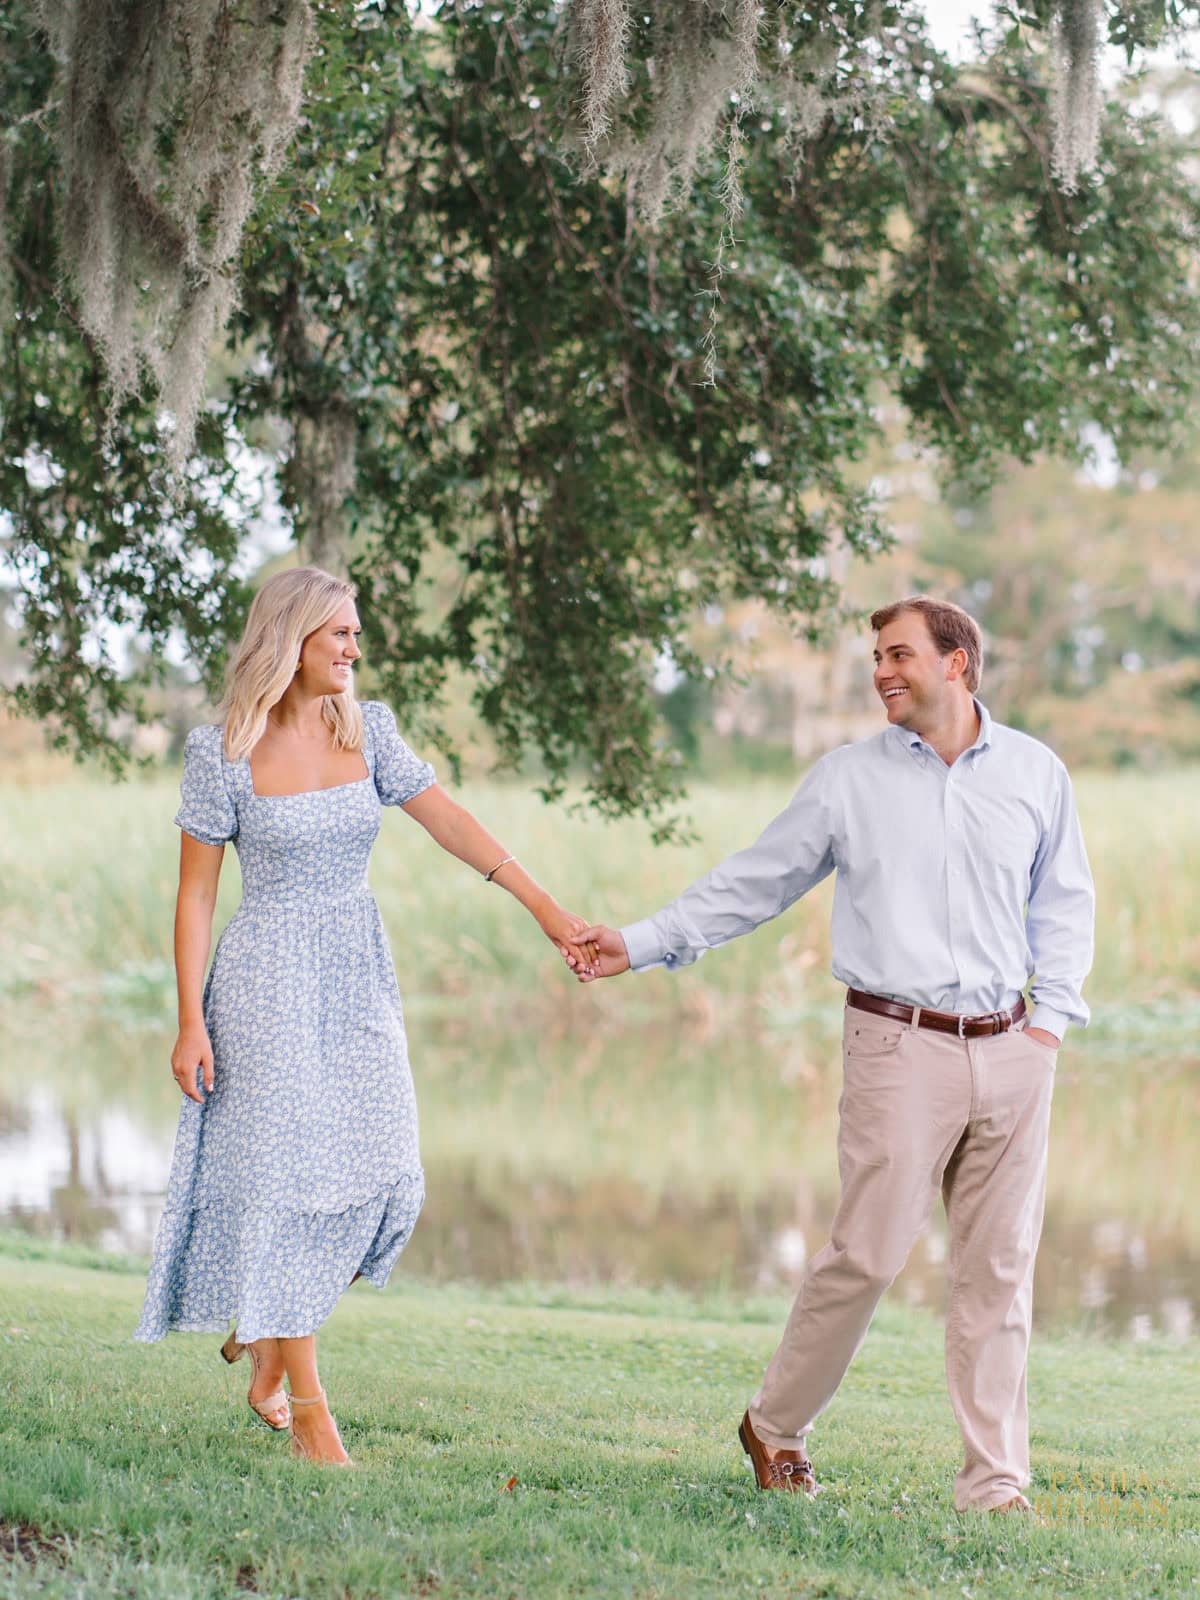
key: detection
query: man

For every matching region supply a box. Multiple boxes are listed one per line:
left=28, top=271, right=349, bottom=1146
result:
left=567, top=596, right=1094, bottom=1515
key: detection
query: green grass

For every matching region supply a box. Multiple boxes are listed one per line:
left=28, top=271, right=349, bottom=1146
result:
left=2, top=1248, right=1198, bottom=1599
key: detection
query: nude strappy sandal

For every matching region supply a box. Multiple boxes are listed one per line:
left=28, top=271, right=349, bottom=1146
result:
left=288, top=1389, right=354, bottom=1467
left=219, top=1332, right=290, bottom=1432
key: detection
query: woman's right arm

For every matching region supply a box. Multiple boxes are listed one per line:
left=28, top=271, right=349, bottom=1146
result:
left=171, top=833, right=225, bottom=1104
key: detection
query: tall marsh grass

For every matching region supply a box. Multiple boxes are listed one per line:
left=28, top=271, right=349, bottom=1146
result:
left=3, top=765, right=1196, bottom=1018
left=3, top=766, right=1198, bottom=1296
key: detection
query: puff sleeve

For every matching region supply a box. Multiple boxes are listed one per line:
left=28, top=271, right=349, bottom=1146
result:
left=365, top=701, right=437, bottom=806
left=173, top=725, right=239, bottom=846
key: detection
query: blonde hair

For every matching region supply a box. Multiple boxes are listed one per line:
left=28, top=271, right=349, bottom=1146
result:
left=219, top=567, right=364, bottom=761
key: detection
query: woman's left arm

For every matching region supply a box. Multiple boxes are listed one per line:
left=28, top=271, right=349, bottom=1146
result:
left=400, top=785, right=597, bottom=965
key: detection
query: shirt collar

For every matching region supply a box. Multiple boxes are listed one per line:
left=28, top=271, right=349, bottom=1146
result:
left=892, top=698, right=992, bottom=760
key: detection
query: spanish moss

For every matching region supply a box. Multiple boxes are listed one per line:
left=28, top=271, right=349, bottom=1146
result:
left=35, top=0, right=312, bottom=467
left=565, top=0, right=1111, bottom=224
left=1051, top=0, right=1104, bottom=191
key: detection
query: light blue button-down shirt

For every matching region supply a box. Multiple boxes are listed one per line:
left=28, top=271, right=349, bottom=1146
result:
left=621, top=701, right=1095, bottom=1038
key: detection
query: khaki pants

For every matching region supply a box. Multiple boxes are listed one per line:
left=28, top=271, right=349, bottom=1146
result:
left=748, top=1000, right=1058, bottom=1511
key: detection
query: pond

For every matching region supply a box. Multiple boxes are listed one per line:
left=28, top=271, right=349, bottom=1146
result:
left=3, top=990, right=1196, bottom=1341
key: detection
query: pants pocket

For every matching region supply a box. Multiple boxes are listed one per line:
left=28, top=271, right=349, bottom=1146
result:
left=844, top=1020, right=906, bottom=1060
left=1017, top=1022, right=1059, bottom=1061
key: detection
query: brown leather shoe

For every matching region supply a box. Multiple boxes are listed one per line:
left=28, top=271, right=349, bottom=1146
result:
left=738, top=1410, right=818, bottom=1496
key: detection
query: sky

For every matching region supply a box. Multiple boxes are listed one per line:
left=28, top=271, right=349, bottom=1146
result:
left=922, top=0, right=1199, bottom=76
left=923, top=0, right=1001, bottom=59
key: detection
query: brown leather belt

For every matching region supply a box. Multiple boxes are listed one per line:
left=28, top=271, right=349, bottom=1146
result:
left=846, top=988, right=1026, bottom=1038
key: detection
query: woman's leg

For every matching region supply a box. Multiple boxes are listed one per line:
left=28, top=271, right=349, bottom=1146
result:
left=279, top=1334, right=351, bottom=1465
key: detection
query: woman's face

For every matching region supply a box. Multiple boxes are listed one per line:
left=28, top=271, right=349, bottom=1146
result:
left=298, top=599, right=362, bottom=696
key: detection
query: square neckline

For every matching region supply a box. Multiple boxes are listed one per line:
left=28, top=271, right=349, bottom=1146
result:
left=249, top=772, right=372, bottom=801
left=246, top=751, right=371, bottom=801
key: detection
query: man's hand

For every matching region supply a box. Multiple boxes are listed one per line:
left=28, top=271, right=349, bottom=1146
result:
left=564, top=924, right=630, bottom=982
left=1025, top=1026, right=1061, bottom=1049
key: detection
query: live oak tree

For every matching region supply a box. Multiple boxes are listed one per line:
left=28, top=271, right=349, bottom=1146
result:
left=2, top=0, right=1199, bottom=830
left=9, top=0, right=1171, bottom=463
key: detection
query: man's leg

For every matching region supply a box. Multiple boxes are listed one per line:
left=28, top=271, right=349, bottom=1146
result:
left=748, top=1010, right=970, bottom=1451
left=942, top=1025, right=1057, bottom=1512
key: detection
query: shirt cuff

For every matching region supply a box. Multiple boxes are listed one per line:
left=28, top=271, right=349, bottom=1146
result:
left=1029, top=1004, right=1070, bottom=1041
left=620, top=917, right=670, bottom=973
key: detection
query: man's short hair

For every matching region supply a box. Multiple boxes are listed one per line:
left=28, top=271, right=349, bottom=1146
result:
left=870, top=595, right=984, bottom=694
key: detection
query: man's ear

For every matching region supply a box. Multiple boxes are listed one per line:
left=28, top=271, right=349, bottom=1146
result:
left=945, top=647, right=968, bottom=683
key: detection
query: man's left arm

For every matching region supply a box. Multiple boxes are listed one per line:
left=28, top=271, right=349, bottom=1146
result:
left=1026, top=762, right=1096, bottom=1043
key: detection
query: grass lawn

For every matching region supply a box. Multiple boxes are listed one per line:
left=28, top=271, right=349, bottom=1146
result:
left=1, top=1245, right=1197, bottom=1599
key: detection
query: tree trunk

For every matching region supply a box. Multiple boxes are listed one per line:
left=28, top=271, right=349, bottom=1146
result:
left=287, top=404, right=357, bottom=573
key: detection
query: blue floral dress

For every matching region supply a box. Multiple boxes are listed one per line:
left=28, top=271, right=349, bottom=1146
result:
left=134, top=701, right=435, bottom=1344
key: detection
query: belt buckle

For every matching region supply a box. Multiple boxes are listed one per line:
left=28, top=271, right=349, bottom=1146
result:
left=957, top=1013, right=968, bottom=1039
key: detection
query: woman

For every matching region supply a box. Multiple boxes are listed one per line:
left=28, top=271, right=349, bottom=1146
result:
left=134, top=566, right=596, bottom=1466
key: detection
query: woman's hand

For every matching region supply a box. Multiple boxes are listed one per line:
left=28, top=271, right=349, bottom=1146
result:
left=539, top=905, right=600, bottom=971
left=171, top=1025, right=214, bottom=1103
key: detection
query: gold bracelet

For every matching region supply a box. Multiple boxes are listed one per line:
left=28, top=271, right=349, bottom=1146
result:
left=483, top=853, right=516, bottom=883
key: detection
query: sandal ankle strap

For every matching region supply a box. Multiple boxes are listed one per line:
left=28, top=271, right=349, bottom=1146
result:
left=289, top=1389, right=326, bottom=1406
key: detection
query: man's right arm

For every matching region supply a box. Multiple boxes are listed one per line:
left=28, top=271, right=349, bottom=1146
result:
left=609, top=755, right=840, bottom=975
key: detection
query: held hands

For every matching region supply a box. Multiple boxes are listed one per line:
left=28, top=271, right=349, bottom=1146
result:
left=561, top=924, right=630, bottom=982
left=171, top=1026, right=214, bottom=1103
left=538, top=905, right=601, bottom=972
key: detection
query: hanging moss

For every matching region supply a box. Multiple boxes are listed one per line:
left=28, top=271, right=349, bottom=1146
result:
left=569, top=0, right=632, bottom=163
left=1051, top=0, right=1104, bottom=192
left=562, top=2, right=895, bottom=228
left=565, top=0, right=1110, bottom=224
left=35, top=0, right=312, bottom=468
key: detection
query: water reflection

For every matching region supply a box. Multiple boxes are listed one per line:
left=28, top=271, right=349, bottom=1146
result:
left=1, top=994, right=1197, bottom=1342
